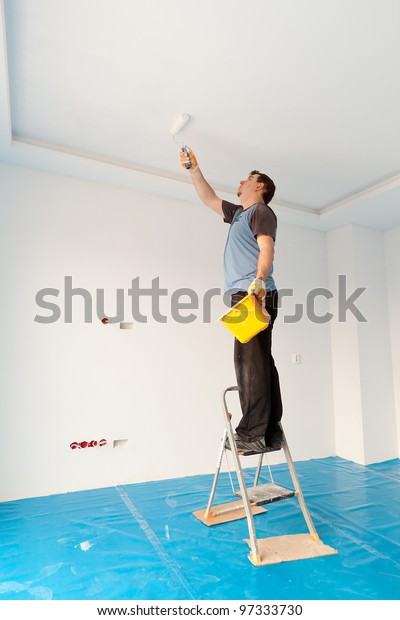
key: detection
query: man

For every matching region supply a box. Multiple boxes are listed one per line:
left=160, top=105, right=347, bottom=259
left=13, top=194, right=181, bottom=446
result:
left=180, top=146, right=283, bottom=454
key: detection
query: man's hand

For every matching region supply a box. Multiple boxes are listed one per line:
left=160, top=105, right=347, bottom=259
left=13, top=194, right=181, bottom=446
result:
left=180, top=146, right=198, bottom=172
left=248, top=278, right=266, bottom=303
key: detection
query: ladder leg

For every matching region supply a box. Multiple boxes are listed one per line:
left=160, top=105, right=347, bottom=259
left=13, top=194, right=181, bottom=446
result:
left=280, top=424, right=319, bottom=539
left=204, top=429, right=228, bottom=518
left=254, top=454, right=264, bottom=487
left=223, top=387, right=261, bottom=564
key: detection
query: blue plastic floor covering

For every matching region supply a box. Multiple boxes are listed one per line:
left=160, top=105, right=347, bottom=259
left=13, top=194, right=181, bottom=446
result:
left=0, top=456, right=399, bottom=600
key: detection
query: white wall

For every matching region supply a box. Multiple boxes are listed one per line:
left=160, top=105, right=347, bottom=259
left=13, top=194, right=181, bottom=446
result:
left=272, top=223, right=335, bottom=462
left=327, top=224, right=398, bottom=464
left=0, top=162, right=335, bottom=501
left=384, top=227, right=400, bottom=453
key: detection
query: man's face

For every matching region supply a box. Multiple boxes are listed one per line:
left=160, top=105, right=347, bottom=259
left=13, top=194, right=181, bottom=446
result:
left=237, top=174, right=260, bottom=199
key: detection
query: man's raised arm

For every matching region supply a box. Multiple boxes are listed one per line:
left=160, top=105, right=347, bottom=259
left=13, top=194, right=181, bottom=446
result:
left=180, top=147, right=223, bottom=216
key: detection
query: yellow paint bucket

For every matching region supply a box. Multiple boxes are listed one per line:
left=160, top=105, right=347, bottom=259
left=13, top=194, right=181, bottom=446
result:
left=219, top=294, right=270, bottom=343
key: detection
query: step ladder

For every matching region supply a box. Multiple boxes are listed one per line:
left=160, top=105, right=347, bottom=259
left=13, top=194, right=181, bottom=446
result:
left=193, top=386, right=337, bottom=566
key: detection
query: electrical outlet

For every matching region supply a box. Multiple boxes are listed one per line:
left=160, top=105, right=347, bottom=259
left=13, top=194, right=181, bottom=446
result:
left=113, top=439, right=128, bottom=448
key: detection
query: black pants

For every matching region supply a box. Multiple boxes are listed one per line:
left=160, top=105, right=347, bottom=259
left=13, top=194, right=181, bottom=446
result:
left=231, top=290, right=283, bottom=444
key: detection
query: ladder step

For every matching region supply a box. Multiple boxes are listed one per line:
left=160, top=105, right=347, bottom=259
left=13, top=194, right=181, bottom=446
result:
left=234, top=443, right=283, bottom=456
left=235, top=482, right=295, bottom=506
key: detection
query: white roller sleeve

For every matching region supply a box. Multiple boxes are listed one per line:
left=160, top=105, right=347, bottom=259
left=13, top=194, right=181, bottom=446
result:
left=170, top=113, right=190, bottom=136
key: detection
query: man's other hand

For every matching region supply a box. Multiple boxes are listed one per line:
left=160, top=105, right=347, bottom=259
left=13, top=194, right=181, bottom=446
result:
left=248, top=278, right=266, bottom=303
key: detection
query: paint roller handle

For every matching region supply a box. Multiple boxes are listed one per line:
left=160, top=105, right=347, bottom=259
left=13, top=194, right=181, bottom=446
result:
left=180, top=146, right=198, bottom=172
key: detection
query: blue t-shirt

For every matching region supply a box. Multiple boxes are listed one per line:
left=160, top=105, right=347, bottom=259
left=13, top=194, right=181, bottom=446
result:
left=222, top=200, right=277, bottom=294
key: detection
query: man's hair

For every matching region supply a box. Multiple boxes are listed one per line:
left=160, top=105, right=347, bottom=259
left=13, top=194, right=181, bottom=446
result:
left=250, top=170, right=276, bottom=205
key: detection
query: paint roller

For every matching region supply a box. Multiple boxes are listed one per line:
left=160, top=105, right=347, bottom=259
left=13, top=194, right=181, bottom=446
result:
left=170, top=112, right=190, bottom=138
left=171, top=112, right=192, bottom=169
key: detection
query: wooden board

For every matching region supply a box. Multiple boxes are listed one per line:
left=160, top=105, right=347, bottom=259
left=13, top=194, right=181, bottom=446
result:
left=193, top=500, right=267, bottom=526
left=245, top=533, right=338, bottom=565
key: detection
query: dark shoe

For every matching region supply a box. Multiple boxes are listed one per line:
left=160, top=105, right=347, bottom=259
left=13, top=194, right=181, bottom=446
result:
left=264, top=442, right=283, bottom=453
left=225, top=433, right=268, bottom=455
left=225, top=433, right=248, bottom=450
left=266, top=428, right=283, bottom=450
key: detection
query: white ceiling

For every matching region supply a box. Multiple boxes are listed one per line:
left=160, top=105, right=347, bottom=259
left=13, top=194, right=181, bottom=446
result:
left=1, top=0, right=400, bottom=231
